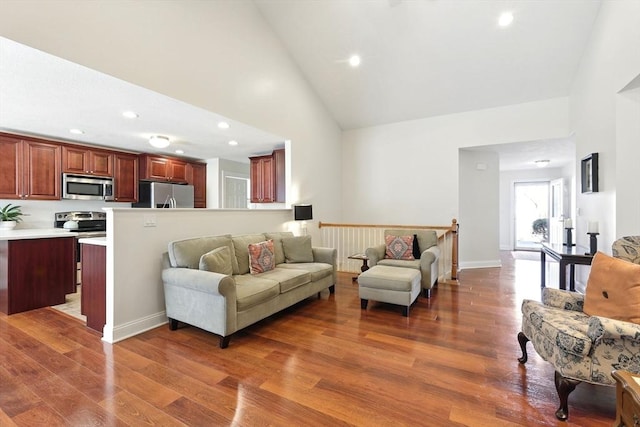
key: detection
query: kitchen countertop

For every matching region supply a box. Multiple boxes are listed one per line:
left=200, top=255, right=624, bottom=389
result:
left=79, top=236, right=107, bottom=246
left=0, top=228, right=78, bottom=241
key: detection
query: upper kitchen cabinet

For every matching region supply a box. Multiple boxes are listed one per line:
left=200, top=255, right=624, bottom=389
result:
left=139, top=154, right=188, bottom=183
left=112, top=153, right=139, bottom=203
left=250, top=149, right=285, bottom=203
left=0, top=133, right=61, bottom=200
left=187, top=162, right=207, bottom=208
left=62, top=145, right=113, bottom=176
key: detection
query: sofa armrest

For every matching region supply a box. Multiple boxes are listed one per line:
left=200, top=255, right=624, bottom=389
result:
left=542, top=288, right=584, bottom=312
left=420, top=245, right=440, bottom=266
left=365, top=244, right=386, bottom=267
left=162, top=267, right=236, bottom=297
left=313, top=246, right=337, bottom=284
left=588, top=316, right=640, bottom=343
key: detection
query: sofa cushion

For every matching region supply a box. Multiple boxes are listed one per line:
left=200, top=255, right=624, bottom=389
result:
left=277, top=262, right=333, bottom=282
left=248, top=240, right=276, bottom=274
left=584, top=251, right=640, bottom=324
left=385, top=235, right=415, bottom=260
left=261, top=267, right=312, bottom=293
left=282, top=236, right=314, bottom=263
left=168, top=234, right=238, bottom=273
left=199, top=246, right=233, bottom=275
left=233, top=275, right=280, bottom=311
left=377, top=258, right=421, bottom=270
left=264, top=232, right=294, bottom=265
left=232, top=234, right=267, bottom=275
left=522, top=299, right=592, bottom=357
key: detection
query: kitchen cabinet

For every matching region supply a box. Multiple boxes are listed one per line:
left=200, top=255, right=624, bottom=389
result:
left=0, top=133, right=61, bottom=200
left=250, top=149, right=285, bottom=203
left=113, top=153, right=139, bottom=202
left=62, top=145, right=113, bottom=176
left=187, top=162, right=207, bottom=208
left=250, top=155, right=275, bottom=203
left=139, top=154, right=188, bottom=182
left=0, top=236, right=75, bottom=314
left=81, top=242, right=106, bottom=333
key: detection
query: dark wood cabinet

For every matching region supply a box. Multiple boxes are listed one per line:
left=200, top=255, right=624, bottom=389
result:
left=250, top=149, right=285, bottom=203
left=113, top=153, right=139, bottom=202
left=0, top=133, right=61, bottom=200
left=139, top=154, right=188, bottom=182
left=0, top=237, right=75, bottom=315
left=62, top=145, right=113, bottom=176
left=250, top=155, right=275, bottom=203
left=187, top=162, right=207, bottom=208
left=81, top=243, right=106, bottom=333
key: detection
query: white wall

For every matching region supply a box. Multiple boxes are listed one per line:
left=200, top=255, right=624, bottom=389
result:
left=0, top=0, right=342, bottom=223
left=342, top=97, right=570, bottom=266
left=569, top=0, right=640, bottom=252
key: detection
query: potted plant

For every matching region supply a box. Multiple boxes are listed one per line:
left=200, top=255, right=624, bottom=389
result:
left=0, top=203, right=24, bottom=230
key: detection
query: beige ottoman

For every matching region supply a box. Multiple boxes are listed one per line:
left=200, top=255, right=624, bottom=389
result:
left=358, top=265, right=421, bottom=316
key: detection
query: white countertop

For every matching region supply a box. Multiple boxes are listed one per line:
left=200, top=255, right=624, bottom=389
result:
left=0, top=228, right=78, bottom=241
left=79, top=236, right=107, bottom=246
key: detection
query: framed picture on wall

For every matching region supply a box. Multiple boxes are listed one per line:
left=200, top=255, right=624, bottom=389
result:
left=581, top=153, right=599, bottom=193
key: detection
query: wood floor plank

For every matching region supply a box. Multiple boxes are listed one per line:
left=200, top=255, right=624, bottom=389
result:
left=0, top=252, right=619, bottom=426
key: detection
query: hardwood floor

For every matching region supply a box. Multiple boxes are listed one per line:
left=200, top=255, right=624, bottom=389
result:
left=0, top=252, right=615, bottom=426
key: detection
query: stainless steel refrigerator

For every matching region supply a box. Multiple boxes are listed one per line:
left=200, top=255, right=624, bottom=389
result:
left=133, top=181, right=195, bottom=208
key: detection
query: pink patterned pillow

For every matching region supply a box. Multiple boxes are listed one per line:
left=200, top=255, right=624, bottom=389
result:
left=385, top=235, right=415, bottom=260
left=248, top=240, right=275, bottom=274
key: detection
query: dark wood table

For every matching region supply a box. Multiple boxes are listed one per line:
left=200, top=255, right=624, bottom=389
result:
left=540, top=242, right=593, bottom=291
left=348, top=253, right=369, bottom=282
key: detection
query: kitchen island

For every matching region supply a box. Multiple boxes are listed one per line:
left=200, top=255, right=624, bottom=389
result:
left=79, top=237, right=106, bottom=333
left=0, top=229, right=76, bottom=314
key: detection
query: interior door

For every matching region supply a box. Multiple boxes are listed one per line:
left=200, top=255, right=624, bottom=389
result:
left=549, top=178, right=564, bottom=245
left=224, top=176, right=248, bottom=208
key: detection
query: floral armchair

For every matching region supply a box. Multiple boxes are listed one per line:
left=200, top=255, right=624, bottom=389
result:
left=518, top=236, right=640, bottom=421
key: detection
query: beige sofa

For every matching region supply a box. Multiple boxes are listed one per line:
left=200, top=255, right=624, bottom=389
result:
left=365, top=229, right=440, bottom=297
left=162, top=232, right=336, bottom=348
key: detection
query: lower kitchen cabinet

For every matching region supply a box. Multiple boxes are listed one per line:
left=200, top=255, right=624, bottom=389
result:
left=81, top=242, right=106, bottom=333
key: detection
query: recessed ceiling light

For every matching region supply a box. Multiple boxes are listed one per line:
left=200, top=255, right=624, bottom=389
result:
left=69, top=128, right=84, bottom=135
left=228, top=140, right=239, bottom=146
left=122, top=111, right=139, bottom=119
left=175, top=149, right=184, bottom=154
left=149, top=135, right=170, bottom=148
left=218, top=122, right=230, bottom=129
left=498, top=12, right=514, bottom=27
left=535, top=160, right=550, bottom=168
left=349, top=55, right=361, bottom=67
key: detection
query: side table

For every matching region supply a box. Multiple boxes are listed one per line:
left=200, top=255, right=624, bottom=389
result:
left=612, top=370, right=640, bottom=427
left=348, top=253, right=369, bottom=282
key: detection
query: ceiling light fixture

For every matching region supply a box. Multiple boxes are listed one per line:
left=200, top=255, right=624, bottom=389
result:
left=228, top=140, right=239, bottom=146
left=349, top=55, right=361, bottom=67
left=535, top=159, right=550, bottom=168
left=122, top=111, right=139, bottom=119
left=498, top=12, right=514, bottom=27
left=218, top=121, right=230, bottom=129
left=175, top=149, right=184, bottom=154
left=149, top=135, right=170, bottom=148
left=69, top=128, right=84, bottom=135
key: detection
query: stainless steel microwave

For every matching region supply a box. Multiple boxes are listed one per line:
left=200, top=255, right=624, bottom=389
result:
left=62, top=173, right=114, bottom=201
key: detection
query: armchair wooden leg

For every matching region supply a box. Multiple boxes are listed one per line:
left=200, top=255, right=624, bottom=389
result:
left=402, top=306, right=409, bottom=317
left=423, top=288, right=431, bottom=298
left=329, top=285, right=335, bottom=294
left=360, top=299, right=368, bottom=310
left=554, top=371, right=580, bottom=421
left=517, top=332, right=529, bottom=364
left=219, top=335, right=231, bottom=349
left=168, top=318, right=179, bottom=331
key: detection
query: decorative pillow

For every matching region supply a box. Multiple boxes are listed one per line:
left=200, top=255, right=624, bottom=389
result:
left=282, top=236, right=314, bottom=263
left=248, top=240, right=275, bottom=274
left=199, top=246, right=233, bottom=275
left=583, top=251, right=640, bottom=324
left=385, top=235, right=415, bottom=260
left=412, top=234, right=421, bottom=260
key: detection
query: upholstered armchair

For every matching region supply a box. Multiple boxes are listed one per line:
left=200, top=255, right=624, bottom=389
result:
left=518, top=238, right=640, bottom=421
left=365, top=229, right=439, bottom=297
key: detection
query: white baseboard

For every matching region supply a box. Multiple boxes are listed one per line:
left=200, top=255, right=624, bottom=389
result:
left=102, top=311, right=167, bottom=343
left=459, top=260, right=502, bottom=270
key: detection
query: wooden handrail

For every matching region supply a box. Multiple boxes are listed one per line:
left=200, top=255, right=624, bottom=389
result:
left=319, top=222, right=452, bottom=231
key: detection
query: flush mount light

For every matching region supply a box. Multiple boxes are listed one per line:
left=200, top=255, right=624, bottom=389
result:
left=218, top=121, right=230, bottom=129
left=69, top=128, right=84, bottom=135
left=175, top=149, right=184, bottom=154
left=349, top=55, right=361, bottom=67
left=498, top=12, right=514, bottom=27
left=535, top=159, right=550, bottom=168
left=122, top=111, right=139, bottom=119
left=149, top=135, right=170, bottom=148
left=228, top=140, right=239, bottom=146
